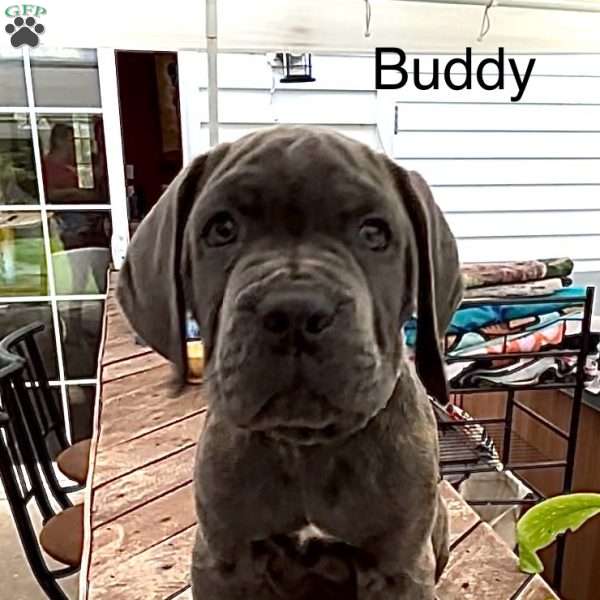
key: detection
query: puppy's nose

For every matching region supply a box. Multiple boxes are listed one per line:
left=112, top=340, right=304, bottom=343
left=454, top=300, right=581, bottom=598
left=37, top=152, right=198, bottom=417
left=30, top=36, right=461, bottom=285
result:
left=259, top=289, right=336, bottom=336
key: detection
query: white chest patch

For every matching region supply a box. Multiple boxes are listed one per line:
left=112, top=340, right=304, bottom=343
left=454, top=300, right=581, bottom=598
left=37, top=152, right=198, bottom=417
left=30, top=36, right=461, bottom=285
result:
left=296, top=523, right=338, bottom=545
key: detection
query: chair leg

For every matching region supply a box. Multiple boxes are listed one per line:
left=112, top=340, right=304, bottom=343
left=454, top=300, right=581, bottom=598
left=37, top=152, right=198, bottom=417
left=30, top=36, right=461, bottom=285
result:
left=10, top=378, right=72, bottom=512
left=44, top=462, right=74, bottom=512
left=0, top=437, right=69, bottom=600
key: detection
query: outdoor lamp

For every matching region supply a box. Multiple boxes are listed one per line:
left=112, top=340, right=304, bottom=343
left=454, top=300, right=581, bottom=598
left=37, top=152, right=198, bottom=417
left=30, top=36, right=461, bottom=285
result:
left=270, top=52, right=316, bottom=83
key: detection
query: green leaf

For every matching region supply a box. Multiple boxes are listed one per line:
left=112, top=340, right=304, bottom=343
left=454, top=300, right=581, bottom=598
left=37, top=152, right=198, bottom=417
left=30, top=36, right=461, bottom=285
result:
left=517, top=493, right=600, bottom=574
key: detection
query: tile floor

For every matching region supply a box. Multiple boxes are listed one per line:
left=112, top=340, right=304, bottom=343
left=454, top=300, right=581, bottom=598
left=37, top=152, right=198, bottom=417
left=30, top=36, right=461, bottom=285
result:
left=0, top=480, right=79, bottom=599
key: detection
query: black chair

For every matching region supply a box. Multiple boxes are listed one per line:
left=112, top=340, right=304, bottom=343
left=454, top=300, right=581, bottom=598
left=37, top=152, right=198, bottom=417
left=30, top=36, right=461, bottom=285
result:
left=1, top=322, right=91, bottom=493
left=0, top=347, right=82, bottom=600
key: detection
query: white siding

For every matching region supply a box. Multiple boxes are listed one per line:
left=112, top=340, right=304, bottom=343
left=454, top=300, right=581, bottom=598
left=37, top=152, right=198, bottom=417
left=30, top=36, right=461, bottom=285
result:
left=186, top=53, right=381, bottom=153
left=387, top=54, right=600, bottom=274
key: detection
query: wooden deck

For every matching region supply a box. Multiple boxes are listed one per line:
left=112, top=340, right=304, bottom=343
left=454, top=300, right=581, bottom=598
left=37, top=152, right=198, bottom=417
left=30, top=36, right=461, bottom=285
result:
left=79, top=272, right=559, bottom=599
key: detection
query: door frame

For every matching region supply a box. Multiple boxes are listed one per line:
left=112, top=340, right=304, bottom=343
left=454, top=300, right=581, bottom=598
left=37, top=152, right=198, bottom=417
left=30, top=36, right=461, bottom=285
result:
left=178, top=49, right=207, bottom=166
left=97, top=47, right=129, bottom=269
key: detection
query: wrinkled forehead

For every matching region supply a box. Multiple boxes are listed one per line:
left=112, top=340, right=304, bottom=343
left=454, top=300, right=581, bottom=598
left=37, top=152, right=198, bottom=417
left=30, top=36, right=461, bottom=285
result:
left=201, top=132, right=395, bottom=218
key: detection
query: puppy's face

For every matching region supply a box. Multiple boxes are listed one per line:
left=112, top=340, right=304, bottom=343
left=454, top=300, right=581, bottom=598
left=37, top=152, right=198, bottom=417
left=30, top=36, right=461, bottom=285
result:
left=183, top=133, right=417, bottom=444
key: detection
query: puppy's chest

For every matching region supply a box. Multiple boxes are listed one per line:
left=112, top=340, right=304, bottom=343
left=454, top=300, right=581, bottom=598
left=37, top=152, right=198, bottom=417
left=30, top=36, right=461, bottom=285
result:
left=293, top=452, right=403, bottom=542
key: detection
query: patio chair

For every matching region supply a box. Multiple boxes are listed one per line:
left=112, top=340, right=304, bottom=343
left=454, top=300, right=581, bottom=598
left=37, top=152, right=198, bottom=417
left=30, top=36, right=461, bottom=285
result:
left=52, top=246, right=110, bottom=295
left=0, top=350, right=83, bottom=600
left=1, top=322, right=91, bottom=490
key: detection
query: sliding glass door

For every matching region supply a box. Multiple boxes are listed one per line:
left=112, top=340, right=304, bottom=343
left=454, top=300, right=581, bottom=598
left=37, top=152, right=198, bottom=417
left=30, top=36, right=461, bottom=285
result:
left=0, top=46, right=127, bottom=442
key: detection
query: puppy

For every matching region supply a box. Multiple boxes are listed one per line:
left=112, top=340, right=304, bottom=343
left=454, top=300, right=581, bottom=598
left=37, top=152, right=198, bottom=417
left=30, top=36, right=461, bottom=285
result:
left=118, top=125, right=463, bottom=599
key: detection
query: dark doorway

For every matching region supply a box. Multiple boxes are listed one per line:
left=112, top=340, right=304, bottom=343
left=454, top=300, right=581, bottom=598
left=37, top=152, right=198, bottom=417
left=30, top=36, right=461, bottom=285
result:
left=115, top=51, right=183, bottom=236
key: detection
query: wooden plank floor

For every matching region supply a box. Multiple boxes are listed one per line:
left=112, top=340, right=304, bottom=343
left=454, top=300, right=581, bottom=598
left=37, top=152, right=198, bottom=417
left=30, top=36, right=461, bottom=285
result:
left=79, top=272, right=558, bottom=599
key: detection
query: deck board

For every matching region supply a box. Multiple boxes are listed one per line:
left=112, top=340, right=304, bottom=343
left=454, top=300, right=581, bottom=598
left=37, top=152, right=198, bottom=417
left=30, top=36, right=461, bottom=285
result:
left=439, top=476, right=481, bottom=547
left=436, top=523, right=530, bottom=599
left=102, top=352, right=170, bottom=383
left=102, top=338, right=152, bottom=366
left=102, top=364, right=173, bottom=400
left=93, top=413, right=205, bottom=487
left=89, top=484, right=195, bottom=577
left=97, top=383, right=204, bottom=449
left=88, top=526, right=196, bottom=600
left=79, top=271, right=559, bottom=599
left=92, top=445, right=196, bottom=526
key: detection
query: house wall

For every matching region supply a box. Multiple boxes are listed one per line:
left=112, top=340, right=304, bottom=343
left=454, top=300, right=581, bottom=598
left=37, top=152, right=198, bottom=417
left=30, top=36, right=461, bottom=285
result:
left=183, top=53, right=381, bottom=153
left=385, top=53, right=600, bottom=280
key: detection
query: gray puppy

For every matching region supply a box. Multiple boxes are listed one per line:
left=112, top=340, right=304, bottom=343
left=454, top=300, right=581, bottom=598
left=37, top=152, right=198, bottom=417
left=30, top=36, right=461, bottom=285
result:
left=117, top=125, right=463, bottom=599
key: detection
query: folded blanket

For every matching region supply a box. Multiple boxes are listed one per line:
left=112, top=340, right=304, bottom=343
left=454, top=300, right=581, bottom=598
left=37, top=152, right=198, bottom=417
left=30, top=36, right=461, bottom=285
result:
left=463, top=278, right=563, bottom=299
left=450, top=287, right=587, bottom=334
left=445, top=309, right=582, bottom=357
left=454, top=356, right=578, bottom=388
left=443, top=315, right=600, bottom=392
left=404, top=286, right=587, bottom=346
left=452, top=349, right=600, bottom=390
left=462, top=257, right=574, bottom=289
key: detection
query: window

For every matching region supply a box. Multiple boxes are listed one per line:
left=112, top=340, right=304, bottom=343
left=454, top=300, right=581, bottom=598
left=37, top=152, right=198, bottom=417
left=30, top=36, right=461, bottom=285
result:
left=0, top=210, right=46, bottom=295
left=30, top=48, right=101, bottom=108
left=0, top=113, right=37, bottom=204
left=38, top=114, right=109, bottom=202
left=0, top=48, right=113, bottom=442
left=0, top=48, right=27, bottom=106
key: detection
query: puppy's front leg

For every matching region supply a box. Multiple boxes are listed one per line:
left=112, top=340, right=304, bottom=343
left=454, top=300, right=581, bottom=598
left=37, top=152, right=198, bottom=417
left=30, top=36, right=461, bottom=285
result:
left=192, top=416, right=305, bottom=599
left=192, top=529, right=280, bottom=600
left=351, top=490, right=447, bottom=599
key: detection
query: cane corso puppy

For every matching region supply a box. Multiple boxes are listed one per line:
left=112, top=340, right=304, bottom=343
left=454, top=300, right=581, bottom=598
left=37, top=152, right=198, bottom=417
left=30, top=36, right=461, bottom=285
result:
left=118, top=125, right=463, bottom=599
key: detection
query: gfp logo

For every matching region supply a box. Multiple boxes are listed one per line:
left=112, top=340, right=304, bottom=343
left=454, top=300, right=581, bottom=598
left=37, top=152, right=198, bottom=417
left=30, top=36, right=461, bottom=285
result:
left=4, top=4, right=46, bottom=47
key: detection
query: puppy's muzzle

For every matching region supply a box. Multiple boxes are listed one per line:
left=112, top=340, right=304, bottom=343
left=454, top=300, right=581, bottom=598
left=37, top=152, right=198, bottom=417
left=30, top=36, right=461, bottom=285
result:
left=217, top=260, right=383, bottom=443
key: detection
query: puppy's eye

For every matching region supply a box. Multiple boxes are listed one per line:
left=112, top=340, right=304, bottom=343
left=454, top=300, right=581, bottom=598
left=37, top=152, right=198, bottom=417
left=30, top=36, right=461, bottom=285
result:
left=359, top=218, right=391, bottom=251
left=203, top=212, right=238, bottom=247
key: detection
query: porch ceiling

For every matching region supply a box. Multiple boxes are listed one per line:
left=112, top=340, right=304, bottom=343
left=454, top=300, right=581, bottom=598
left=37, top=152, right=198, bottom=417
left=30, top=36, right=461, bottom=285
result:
left=4, top=0, right=600, bottom=54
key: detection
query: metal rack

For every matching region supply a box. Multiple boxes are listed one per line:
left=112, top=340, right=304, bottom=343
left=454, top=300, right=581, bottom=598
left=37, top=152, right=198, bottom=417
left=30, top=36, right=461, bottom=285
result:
left=436, top=286, right=595, bottom=591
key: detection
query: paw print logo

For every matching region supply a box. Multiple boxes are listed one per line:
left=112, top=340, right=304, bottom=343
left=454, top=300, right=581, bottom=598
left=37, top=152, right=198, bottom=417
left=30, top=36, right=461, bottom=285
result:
left=5, top=16, right=45, bottom=48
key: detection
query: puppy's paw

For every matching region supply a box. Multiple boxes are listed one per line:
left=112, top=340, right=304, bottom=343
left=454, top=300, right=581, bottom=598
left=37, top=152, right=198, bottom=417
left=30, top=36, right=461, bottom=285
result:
left=357, top=570, right=387, bottom=594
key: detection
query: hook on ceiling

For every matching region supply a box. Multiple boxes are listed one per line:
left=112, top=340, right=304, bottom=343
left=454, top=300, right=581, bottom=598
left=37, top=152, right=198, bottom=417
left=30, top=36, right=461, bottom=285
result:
left=364, top=0, right=372, bottom=37
left=477, top=0, right=498, bottom=42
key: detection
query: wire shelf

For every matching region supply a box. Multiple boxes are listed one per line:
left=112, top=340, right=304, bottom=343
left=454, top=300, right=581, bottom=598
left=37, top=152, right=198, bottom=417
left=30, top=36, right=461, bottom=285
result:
left=437, top=419, right=564, bottom=476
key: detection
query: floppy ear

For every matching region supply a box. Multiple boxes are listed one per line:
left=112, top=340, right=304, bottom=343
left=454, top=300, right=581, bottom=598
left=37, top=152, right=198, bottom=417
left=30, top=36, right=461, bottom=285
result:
left=386, top=160, right=463, bottom=405
left=117, top=144, right=231, bottom=379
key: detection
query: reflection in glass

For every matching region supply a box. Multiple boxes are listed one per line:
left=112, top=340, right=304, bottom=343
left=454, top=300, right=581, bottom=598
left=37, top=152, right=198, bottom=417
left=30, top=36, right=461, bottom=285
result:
left=30, top=48, right=101, bottom=108
left=68, top=385, right=95, bottom=442
left=38, top=114, right=109, bottom=204
left=0, top=211, right=47, bottom=295
left=59, top=300, right=104, bottom=379
left=0, top=49, right=27, bottom=106
left=0, top=301, right=58, bottom=379
left=48, top=211, right=111, bottom=294
left=0, top=114, right=38, bottom=204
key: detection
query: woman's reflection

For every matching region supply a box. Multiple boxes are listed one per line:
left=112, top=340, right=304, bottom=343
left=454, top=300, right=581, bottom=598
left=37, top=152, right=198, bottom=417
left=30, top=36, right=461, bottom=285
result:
left=43, top=122, right=110, bottom=294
